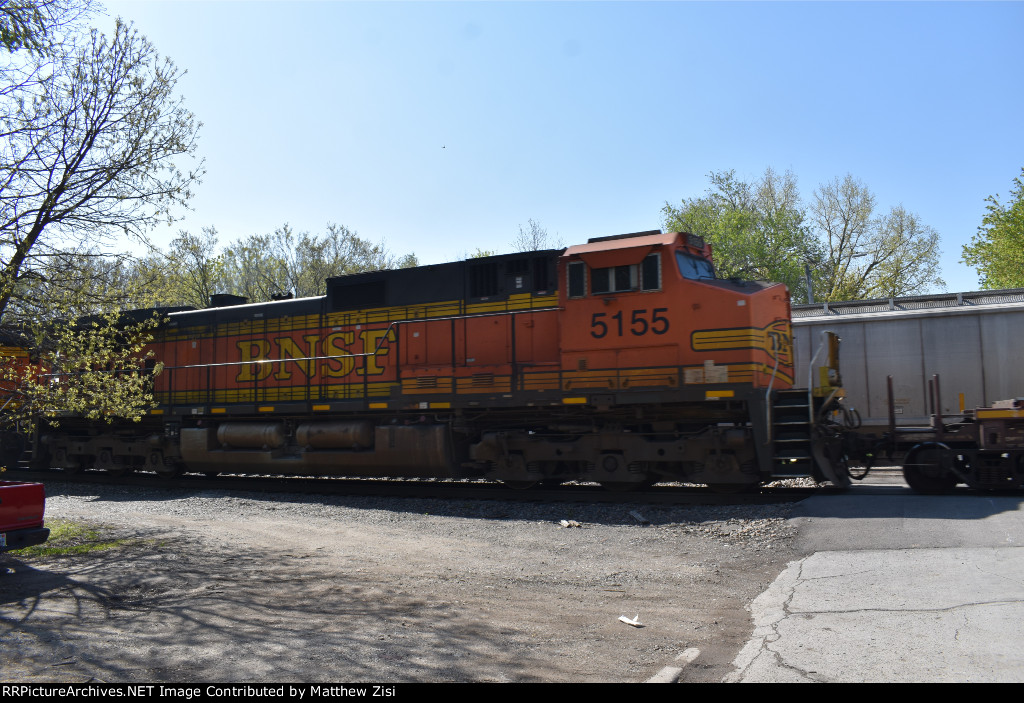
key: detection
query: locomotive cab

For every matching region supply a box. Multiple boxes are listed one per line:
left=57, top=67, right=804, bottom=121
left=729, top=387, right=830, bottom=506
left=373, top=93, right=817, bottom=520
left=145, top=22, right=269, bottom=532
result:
left=557, top=230, right=794, bottom=394
left=493, top=230, right=800, bottom=489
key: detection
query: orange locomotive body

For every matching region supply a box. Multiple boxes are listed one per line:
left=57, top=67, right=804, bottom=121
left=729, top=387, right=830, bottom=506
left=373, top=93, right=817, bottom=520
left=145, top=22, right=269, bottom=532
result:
left=39, top=230, right=819, bottom=489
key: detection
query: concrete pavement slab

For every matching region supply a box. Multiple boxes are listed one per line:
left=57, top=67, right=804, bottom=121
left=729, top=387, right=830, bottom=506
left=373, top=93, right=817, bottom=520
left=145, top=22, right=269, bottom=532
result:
left=727, top=491, right=1024, bottom=682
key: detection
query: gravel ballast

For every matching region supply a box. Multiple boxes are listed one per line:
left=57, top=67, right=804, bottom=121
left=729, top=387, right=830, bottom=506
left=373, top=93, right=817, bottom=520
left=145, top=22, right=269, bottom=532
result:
left=1, top=481, right=807, bottom=682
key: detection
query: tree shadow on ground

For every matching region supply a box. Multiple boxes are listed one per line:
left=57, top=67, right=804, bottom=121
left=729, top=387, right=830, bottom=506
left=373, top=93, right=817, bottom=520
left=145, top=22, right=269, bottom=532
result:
left=0, top=536, right=604, bottom=683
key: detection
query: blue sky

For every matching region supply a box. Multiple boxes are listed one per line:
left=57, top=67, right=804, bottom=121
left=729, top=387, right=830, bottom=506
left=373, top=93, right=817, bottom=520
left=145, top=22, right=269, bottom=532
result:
left=103, top=1, right=1024, bottom=294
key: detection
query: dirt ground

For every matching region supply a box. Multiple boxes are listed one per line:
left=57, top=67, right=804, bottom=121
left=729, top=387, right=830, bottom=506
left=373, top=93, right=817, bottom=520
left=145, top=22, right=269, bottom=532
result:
left=0, top=482, right=805, bottom=683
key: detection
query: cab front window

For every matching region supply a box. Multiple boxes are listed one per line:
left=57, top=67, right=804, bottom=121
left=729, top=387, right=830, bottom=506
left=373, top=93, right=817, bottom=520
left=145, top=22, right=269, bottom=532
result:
left=676, top=251, right=715, bottom=280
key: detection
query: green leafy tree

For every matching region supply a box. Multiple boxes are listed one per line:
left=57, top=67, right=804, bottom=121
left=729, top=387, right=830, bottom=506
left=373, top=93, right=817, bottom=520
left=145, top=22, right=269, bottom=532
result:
left=0, top=0, right=92, bottom=54
left=808, top=175, right=943, bottom=300
left=0, top=263, right=165, bottom=432
left=0, top=0, right=49, bottom=53
left=161, top=228, right=226, bottom=306
left=217, top=223, right=419, bottom=302
left=195, top=224, right=419, bottom=302
left=808, top=174, right=875, bottom=300
left=511, top=218, right=562, bottom=252
left=662, top=168, right=819, bottom=301
left=0, top=16, right=203, bottom=323
left=863, top=205, right=942, bottom=298
left=2, top=311, right=163, bottom=429
left=663, top=170, right=944, bottom=302
left=0, top=3, right=200, bottom=428
left=962, top=168, right=1024, bottom=290
left=4, top=250, right=134, bottom=320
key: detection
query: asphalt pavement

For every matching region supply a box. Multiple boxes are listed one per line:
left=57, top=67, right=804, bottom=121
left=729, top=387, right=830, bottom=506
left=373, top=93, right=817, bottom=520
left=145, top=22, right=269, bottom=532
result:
left=726, top=470, right=1024, bottom=682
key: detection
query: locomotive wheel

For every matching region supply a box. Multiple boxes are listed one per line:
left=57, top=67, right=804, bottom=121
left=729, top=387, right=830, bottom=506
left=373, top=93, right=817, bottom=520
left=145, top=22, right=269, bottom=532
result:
left=150, top=451, right=184, bottom=479
left=95, top=450, right=131, bottom=477
left=54, top=449, right=88, bottom=474
left=64, top=457, right=89, bottom=475
left=155, top=462, right=184, bottom=479
left=903, top=446, right=958, bottom=494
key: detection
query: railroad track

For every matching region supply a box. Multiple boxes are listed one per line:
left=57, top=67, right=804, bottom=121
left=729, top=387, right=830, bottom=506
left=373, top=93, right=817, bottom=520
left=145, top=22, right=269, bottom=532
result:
left=2, top=468, right=828, bottom=505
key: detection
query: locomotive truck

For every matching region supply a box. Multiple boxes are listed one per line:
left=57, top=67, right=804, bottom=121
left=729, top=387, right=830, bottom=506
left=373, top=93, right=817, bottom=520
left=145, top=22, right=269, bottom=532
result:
left=26, top=230, right=854, bottom=490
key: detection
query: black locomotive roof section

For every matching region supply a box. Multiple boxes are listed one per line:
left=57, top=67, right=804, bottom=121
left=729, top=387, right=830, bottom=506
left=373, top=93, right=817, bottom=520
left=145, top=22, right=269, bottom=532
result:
left=209, top=293, right=248, bottom=308
left=75, top=306, right=196, bottom=329
left=464, top=249, right=560, bottom=301
left=163, top=248, right=564, bottom=323
left=327, top=262, right=465, bottom=312
left=327, top=249, right=561, bottom=312
left=586, top=230, right=662, bottom=244
left=167, top=295, right=325, bottom=326
left=0, top=325, right=29, bottom=346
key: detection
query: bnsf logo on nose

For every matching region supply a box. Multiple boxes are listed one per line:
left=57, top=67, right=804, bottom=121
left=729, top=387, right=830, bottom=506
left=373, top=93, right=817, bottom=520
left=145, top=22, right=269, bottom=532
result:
left=765, top=320, right=793, bottom=365
left=690, top=320, right=793, bottom=365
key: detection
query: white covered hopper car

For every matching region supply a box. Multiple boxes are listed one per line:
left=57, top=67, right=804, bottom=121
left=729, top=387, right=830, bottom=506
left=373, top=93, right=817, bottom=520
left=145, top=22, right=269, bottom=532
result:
left=792, top=289, right=1024, bottom=430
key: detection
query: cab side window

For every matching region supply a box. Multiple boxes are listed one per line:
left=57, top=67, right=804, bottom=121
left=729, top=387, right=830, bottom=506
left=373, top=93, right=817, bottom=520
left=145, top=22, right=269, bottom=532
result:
left=588, top=254, right=660, bottom=295
left=641, top=254, right=660, bottom=291
left=567, top=261, right=586, bottom=298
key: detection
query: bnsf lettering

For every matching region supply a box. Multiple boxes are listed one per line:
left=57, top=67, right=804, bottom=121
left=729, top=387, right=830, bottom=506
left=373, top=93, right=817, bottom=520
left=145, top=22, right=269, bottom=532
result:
left=233, top=329, right=394, bottom=383
left=590, top=308, right=669, bottom=339
left=357, top=329, right=392, bottom=376
left=322, top=332, right=356, bottom=377
left=274, top=334, right=322, bottom=380
left=766, top=329, right=793, bottom=364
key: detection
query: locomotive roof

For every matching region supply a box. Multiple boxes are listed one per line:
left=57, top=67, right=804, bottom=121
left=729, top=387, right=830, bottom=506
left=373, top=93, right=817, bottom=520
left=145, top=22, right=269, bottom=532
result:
left=565, top=231, right=681, bottom=269
left=564, top=231, right=679, bottom=257
left=156, top=249, right=564, bottom=325
left=147, top=233, right=723, bottom=327
left=164, top=294, right=326, bottom=326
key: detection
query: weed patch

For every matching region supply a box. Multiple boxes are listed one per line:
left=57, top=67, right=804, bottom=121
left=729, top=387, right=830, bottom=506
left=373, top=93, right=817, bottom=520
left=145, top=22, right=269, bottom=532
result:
left=19, top=519, right=132, bottom=557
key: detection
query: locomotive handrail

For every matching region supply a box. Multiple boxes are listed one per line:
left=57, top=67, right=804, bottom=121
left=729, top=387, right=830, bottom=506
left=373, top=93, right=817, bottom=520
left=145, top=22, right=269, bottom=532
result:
left=41, top=306, right=564, bottom=375
left=146, top=306, right=569, bottom=376
left=763, top=348, right=782, bottom=445
left=35, top=306, right=566, bottom=408
left=806, top=330, right=833, bottom=427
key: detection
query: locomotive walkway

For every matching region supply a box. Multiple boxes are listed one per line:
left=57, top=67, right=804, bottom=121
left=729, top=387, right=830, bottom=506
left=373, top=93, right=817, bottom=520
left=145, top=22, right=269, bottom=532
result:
left=725, top=473, right=1024, bottom=682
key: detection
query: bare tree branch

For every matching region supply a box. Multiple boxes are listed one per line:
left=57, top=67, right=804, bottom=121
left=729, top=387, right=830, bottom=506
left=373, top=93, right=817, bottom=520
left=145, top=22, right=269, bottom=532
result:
left=0, top=14, right=204, bottom=322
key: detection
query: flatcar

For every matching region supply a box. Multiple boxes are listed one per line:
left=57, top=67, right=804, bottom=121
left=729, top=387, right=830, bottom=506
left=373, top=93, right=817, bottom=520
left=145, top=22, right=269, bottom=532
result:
left=32, top=230, right=853, bottom=490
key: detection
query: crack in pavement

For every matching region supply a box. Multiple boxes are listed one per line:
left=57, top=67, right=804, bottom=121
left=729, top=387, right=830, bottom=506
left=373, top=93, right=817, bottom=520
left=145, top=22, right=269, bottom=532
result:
left=724, top=544, right=1024, bottom=683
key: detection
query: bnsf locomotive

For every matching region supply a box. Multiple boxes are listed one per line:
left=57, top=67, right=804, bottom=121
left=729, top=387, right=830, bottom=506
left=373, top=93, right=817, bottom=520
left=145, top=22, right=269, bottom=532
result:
left=35, top=230, right=853, bottom=490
